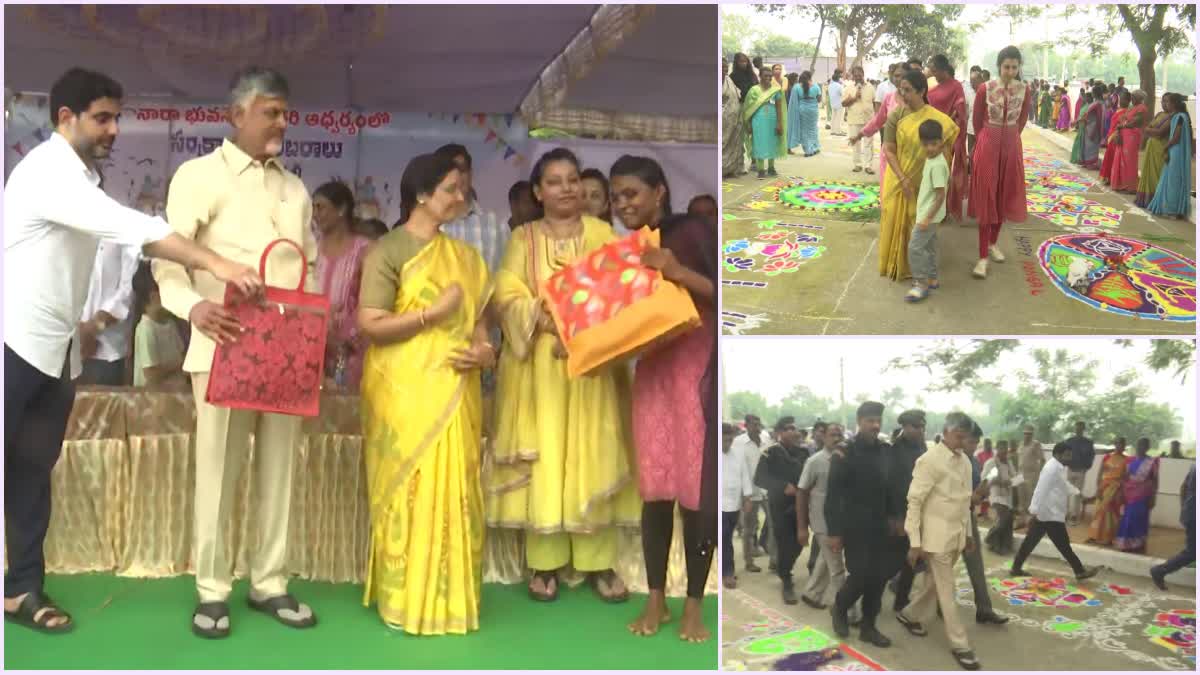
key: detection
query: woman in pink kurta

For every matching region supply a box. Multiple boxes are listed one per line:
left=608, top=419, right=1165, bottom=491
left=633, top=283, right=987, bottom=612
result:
left=968, top=46, right=1031, bottom=279
left=312, top=181, right=371, bottom=390
left=927, top=55, right=968, bottom=221
left=850, top=63, right=906, bottom=184
left=611, top=156, right=716, bottom=643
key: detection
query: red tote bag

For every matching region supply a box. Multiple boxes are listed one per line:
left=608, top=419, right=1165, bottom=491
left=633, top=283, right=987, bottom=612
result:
left=205, top=239, right=329, bottom=417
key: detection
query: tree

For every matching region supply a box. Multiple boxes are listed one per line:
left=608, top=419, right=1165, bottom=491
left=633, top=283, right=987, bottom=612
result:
left=727, top=391, right=775, bottom=424
left=750, top=33, right=816, bottom=60
left=1068, top=4, right=1196, bottom=117
left=722, top=12, right=755, bottom=57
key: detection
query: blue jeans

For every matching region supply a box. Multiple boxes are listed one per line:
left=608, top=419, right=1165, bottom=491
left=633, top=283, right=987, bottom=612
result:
left=908, top=223, right=938, bottom=282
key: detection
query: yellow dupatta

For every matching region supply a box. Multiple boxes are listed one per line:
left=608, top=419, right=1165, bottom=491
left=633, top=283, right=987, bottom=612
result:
left=879, top=104, right=958, bottom=280
left=357, top=233, right=489, bottom=535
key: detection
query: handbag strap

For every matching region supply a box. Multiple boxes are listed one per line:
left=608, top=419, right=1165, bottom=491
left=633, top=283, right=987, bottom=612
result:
left=259, top=238, right=308, bottom=291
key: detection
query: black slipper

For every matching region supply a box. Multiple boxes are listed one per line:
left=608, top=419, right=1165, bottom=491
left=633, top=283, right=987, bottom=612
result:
left=191, top=601, right=230, bottom=639
left=5, top=591, right=74, bottom=634
left=590, top=570, right=630, bottom=604
left=529, top=571, right=559, bottom=602
left=247, top=593, right=316, bottom=629
left=953, top=649, right=982, bottom=670
left=896, top=612, right=927, bottom=636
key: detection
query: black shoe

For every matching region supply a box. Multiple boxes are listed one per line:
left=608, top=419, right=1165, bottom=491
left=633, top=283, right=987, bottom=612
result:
left=893, top=596, right=909, bottom=613
left=801, top=595, right=826, bottom=610
left=830, top=604, right=850, bottom=639
left=1008, top=567, right=1029, bottom=577
left=1150, top=567, right=1168, bottom=591
left=860, top=625, right=892, bottom=648
left=746, top=562, right=763, bottom=573
left=976, top=611, right=1009, bottom=625
left=1076, top=566, right=1100, bottom=581
left=782, top=584, right=798, bottom=605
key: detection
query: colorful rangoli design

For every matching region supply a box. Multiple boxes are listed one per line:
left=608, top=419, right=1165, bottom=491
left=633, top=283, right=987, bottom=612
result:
left=723, top=234, right=826, bottom=275
left=756, top=219, right=824, bottom=231
left=989, top=576, right=1102, bottom=608
left=1038, top=234, right=1196, bottom=321
left=1025, top=169, right=1094, bottom=193
left=1144, top=609, right=1196, bottom=663
left=1026, top=191, right=1122, bottom=233
left=775, top=180, right=880, bottom=217
left=1024, top=155, right=1072, bottom=172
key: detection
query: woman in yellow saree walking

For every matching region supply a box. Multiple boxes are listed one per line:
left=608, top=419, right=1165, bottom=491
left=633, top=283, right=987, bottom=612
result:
left=356, top=153, right=495, bottom=635
left=488, top=148, right=641, bottom=603
left=879, top=70, right=958, bottom=280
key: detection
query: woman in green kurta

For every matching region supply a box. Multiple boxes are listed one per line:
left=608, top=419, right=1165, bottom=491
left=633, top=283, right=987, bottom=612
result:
left=742, top=67, right=786, bottom=179
left=1038, top=85, right=1053, bottom=128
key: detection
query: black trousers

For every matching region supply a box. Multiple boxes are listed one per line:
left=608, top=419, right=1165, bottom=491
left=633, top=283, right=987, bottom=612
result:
left=1012, top=518, right=1084, bottom=575
left=721, top=511, right=740, bottom=577
left=79, top=357, right=127, bottom=386
left=1153, top=520, right=1195, bottom=576
left=643, top=500, right=715, bottom=599
left=769, top=497, right=802, bottom=584
left=5, top=345, right=76, bottom=598
left=835, top=533, right=890, bottom=628
left=807, top=535, right=820, bottom=574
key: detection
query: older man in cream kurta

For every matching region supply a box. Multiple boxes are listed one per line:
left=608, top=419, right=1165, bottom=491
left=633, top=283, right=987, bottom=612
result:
left=154, top=67, right=318, bottom=639
left=898, top=416, right=978, bottom=668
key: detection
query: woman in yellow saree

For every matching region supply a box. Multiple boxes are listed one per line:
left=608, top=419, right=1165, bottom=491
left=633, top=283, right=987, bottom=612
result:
left=879, top=70, right=959, bottom=281
left=488, top=148, right=641, bottom=603
left=1087, top=439, right=1128, bottom=546
left=356, top=153, right=495, bottom=635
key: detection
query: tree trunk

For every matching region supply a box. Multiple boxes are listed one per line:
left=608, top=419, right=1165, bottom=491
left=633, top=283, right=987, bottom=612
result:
left=836, top=28, right=850, bottom=72
left=809, top=12, right=826, bottom=73
left=1136, top=47, right=1158, bottom=118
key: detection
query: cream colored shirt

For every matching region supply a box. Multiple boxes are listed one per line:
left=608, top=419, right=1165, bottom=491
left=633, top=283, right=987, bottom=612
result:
left=905, top=441, right=973, bottom=553
left=843, top=81, right=877, bottom=126
left=154, top=139, right=316, bottom=373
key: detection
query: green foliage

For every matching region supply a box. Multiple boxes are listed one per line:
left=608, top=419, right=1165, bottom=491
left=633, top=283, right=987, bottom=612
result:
left=722, top=12, right=755, bottom=57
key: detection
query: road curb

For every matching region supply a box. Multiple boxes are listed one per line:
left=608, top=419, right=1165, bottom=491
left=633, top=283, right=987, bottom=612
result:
left=1030, top=125, right=1197, bottom=223
left=978, top=523, right=1196, bottom=588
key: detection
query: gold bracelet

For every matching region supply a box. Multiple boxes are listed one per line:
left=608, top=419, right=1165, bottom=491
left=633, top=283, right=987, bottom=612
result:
left=419, top=310, right=426, bottom=327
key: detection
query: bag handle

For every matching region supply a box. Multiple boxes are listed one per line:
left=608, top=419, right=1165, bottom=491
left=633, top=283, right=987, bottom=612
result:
left=259, top=238, right=308, bottom=291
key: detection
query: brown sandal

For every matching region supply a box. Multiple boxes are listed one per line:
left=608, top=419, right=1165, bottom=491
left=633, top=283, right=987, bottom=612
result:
left=528, top=571, right=559, bottom=602
left=590, top=569, right=630, bottom=604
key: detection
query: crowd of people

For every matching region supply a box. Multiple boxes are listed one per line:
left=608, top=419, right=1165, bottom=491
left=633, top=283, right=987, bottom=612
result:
left=721, top=407, right=1197, bottom=671
left=721, top=46, right=1195, bottom=304
left=4, top=66, right=720, bottom=642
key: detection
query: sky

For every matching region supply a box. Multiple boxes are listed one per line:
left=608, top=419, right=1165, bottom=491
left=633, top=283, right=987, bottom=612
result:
left=721, top=338, right=1197, bottom=438
left=722, top=3, right=1189, bottom=75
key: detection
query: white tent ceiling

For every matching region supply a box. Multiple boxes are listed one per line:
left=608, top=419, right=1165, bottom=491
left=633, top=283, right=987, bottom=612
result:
left=3, top=4, right=715, bottom=118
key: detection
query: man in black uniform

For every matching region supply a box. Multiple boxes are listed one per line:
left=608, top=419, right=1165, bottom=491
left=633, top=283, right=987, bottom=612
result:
left=755, top=416, right=809, bottom=604
left=825, top=401, right=899, bottom=648
left=889, top=409, right=928, bottom=612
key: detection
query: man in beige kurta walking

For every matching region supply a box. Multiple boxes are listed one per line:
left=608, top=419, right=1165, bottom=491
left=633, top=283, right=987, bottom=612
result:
left=1016, top=425, right=1044, bottom=522
left=154, top=66, right=318, bottom=639
left=896, top=412, right=981, bottom=671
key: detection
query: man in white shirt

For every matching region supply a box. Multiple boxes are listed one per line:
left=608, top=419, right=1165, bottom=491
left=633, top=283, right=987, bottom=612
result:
left=3, top=67, right=260, bottom=635
left=897, top=412, right=980, bottom=671
left=722, top=423, right=754, bottom=590
left=843, top=66, right=877, bottom=174
left=78, top=242, right=141, bottom=385
left=1009, top=442, right=1100, bottom=581
left=964, top=67, right=984, bottom=166
left=874, top=64, right=897, bottom=111
left=828, top=70, right=846, bottom=137
left=734, top=415, right=768, bottom=572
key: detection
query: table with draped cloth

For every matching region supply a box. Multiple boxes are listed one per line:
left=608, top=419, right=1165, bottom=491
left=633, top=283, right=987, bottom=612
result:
left=8, top=387, right=714, bottom=597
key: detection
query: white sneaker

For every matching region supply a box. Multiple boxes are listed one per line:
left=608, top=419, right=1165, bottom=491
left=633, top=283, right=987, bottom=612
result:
left=989, top=246, right=1006, bottom=263
left=973, top=258, right=988, bottom=279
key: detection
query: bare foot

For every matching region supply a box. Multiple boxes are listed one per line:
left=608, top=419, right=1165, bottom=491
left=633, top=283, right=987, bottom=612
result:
left=627, top=590, right=671, bottom=636
left=679, top=597, right=710, bottom=643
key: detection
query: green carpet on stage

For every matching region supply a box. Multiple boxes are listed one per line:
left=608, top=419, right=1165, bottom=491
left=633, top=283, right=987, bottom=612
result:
left=4, top=575, right=717, bottom=670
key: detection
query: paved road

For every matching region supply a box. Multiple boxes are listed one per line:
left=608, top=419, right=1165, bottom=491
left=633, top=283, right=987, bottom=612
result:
left=721, top=541, right=1196, bottom=671
left=721, top=123, right=1196, bottom=335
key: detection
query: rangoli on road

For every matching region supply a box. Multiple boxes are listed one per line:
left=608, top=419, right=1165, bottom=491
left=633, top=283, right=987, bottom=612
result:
left=1038, top=234, right=1196, bottom=322
left=1144, top=609, right=1196, bottom=664
left=1025, top=169, right=1094, bottom=193
left=723, top=233, right=827, bottom=275
left=775, top=179, right=880, bottom=218
left=990, top=576, right=1102, bottom=608
left=1026, top=191, right=1122, bottom=233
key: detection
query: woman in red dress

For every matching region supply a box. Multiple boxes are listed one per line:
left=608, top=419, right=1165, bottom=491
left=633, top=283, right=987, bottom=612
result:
left=1099, top=92, right=1130, bottom=185
left=926, top=54, right=968, bottom=221
left=968, top=45, right=1031, bottom=280
left=1108, top=90, right=1145, bottom=194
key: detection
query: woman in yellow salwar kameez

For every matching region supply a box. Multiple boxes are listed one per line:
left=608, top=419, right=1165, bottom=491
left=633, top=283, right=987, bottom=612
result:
left=357, top=153, right=496, bottom=635
left=879, top=70, right=959, bottom=280
left=488, top=148, right=641, bottom=603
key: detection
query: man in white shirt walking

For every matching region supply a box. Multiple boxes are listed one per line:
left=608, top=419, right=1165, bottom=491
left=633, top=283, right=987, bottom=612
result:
left=78, top=242, right=141, bottom=385
left=828, top=70, right=846, bottom=137
left=733, top=415, right=769, bottom=572
left=896, top=412, right=981, bottom=671
left=843, top=66, right=877, bottom=174
left=797, top=423, right=860, bottom=623
left=3, top=67, right=260, bottom=635
left=1010, top=442, right=1100, bottom=581
left=722, top=423, right=754, bottom=590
